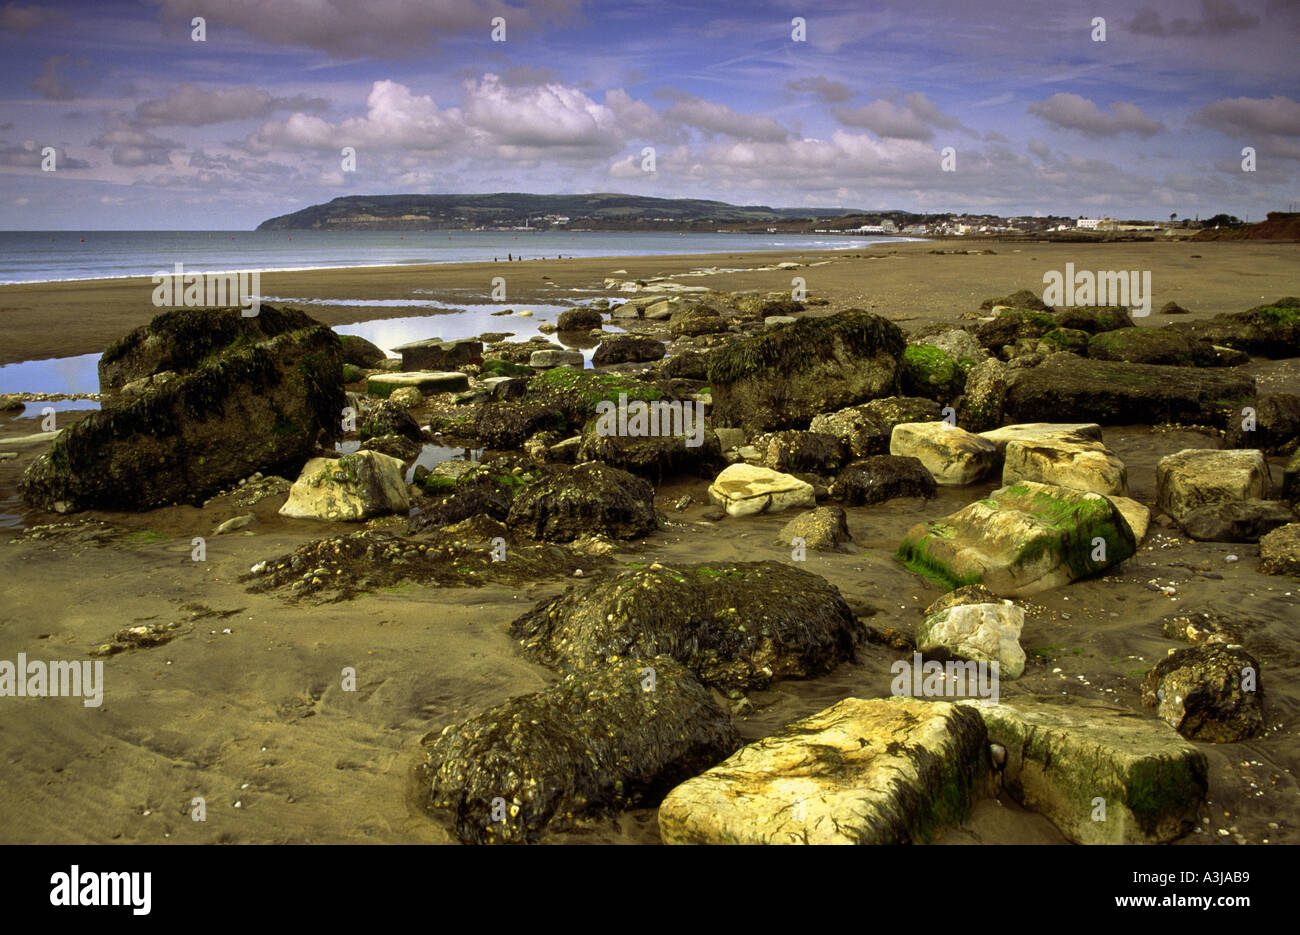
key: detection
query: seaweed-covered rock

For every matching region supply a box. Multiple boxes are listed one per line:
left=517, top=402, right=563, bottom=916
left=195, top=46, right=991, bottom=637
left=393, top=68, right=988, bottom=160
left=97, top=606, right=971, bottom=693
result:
left=1004, top=355, right=1254, bottom=427
left=338, top=334, right=387, bottom=368
left=511, top=560, right=861, bottom=690
left=901, top=344, right=968, bottom=401
left=97, top=304, right=321, bottom=395
left=1086, top=327, right=1217, bottom=366
left=1035, top=327, right=1090, bottom=354
left=658, top=697, right=989, bottom=844
left=1223, top=393, right=1300, bottom=455
left=420, top=656, right=740, bottom=844
left=916, top=601, right=1026, bottom=679
left=979, top=289, right=1053, bottom=313
left=358, top=433, right=421, bottom=462
left=1259, top=523, right=1300, bottom=575
left=407, top=457, right=545, bottom=530
left=752, top=430, right=845, bottom=473
left=896, top=481, right=1137, bottom=595
left=707, top=311, right=905, bottom=432
left=592, top=335, right=666, bottom=366
left=889, top=422, right=998, bottom=486
left=975, top=307, right=1058, bottom=351
left=1163, top=297, right=1300, bottom=357
left=957, top=357, right=1008, bottom=432
left=1054, top=306, right=1133, bottom=334
left=660, top=350, right=709, bottom=381
left=360, top=399, right=422, bottom=444
left=707, top=463, right=815, bottom=517
left=506, top=461, right=657, bottom=542
left=21, top=325, right=344, bottom=513
left=1178, top=499, right=1295, bottom=542
left=394, top=338, right=482, bottom=371
left=577, top=427, right=720, bottom=481
left=1002, top=435, right=1127, bottom=496
left=830, top=455, right=936, bottom=505
left=1156, top=448, right=1270, bottom=524
left=777, top=506, right=852, bottom=551
left=964, top=698, right=1208, bottom=844
left=279, top=450, right=409, bottom=521
left=556, top=307, right=603, bottom=331
left=1142, top=644, right=1264, bottom=743
left=669, top=305, right=728, bottom=336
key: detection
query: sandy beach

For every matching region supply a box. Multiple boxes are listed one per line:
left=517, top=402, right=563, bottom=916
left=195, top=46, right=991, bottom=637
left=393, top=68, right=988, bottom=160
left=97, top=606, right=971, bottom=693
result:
left=1, top=238, right=1299, bottom=845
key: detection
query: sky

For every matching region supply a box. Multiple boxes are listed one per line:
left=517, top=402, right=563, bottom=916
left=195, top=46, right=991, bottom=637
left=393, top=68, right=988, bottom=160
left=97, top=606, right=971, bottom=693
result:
left=0, top=0, right=1296, bottom=229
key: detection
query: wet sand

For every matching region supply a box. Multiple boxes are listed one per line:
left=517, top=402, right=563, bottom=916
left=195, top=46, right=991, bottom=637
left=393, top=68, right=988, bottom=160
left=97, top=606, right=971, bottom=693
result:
left=2, top=239, right=1298, bottom=364
left=1, top=238, right=1298, bottom=845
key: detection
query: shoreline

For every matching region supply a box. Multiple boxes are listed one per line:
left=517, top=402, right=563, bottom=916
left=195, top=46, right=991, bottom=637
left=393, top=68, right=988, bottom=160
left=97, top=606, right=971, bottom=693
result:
left=1, top=239, right=1298, bottom=365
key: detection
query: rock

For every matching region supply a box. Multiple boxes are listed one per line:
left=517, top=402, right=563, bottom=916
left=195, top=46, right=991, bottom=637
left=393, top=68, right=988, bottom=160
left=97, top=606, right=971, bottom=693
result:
left=916, top=602, right=1026, bottom=679
left=1179, top=499, right=1295, bottom=542
left=1155, top=448, right=1270, bottom=523
left=975, top=307, right=1058, bottom=351
left=917, top=328, right=986, bottom=362
left=21, top=324, right=344, bottom=512
left=338, top=334, right=387, bottom=368
left=479, top=357, right=534, bottom=379
left=964, top=698, right=1208, bottom=844
left=367, top=371, right=470, bottom=398
left=897, top=481, right=1137, bottom=595
left=97, top=304, right=320, bottom=395
left=752, top=430, right=844, bottom=473
left=528, top=348, right=584, bottom=369
left=1223, top=393, right=1300, bottom=455
left=1035, top=327, right=1090, bottom=355
left=889, top=422, right=998, bottom=486
left=1286, top=449, right=1300, bottom=504
left=360, top=400, right=422, bottom=444
left=670, top=305, right=727, bottom=336
left=707, top=464, right=816, bottom=517
left=213, top=513, right=254, bottom=536
left=1002, top=436, right=1127, bottom=496
left=505, top=461, right=657, bottom=542
left=830, top=455, right=936, bottom=505
left=1004, top=355, right=1254, bottom=428
left=808, top=406, right=887, bottom=457
left=1162, top=296, right=1300, bottom=357
left=392, top=338, right=482, bottom=371
left=1053, top=306, right=1134, bottom=334
left=386, top=386, right=424, bottom=409
left=576, top=427, right=721, bottom=481
left=922, top=584, right=999, bottom=617
left=279, top=450, right=409, bottom=521
left=1087, top=327, right=1217, bottom=366
left=0, top=394, right=24, bottom=413
left=592, top=335, right=666, bottom=366
left=957, top=358, right=1008, bottom=432
left=979, top=289, right=1054, bottom=313
left=707, top=311, right=905, bottom=432
left=713, top=427, right=746, bottom=451
left=658, top=697, right=989, bottom=845
left=557, top=307, right=603, bottom=331
left=119, top=370, right=178, bottom=400
left=778, top=506, right=852, bottom=551
left=1109, top=496, right=1151, bottom=542
left=514, top=561, right=860, bottom=690
left=1159, top=301, right=1191, bottom=316
left=1142, top=644, right=1264, bottom=743
left=660, top=351, right=709, bottom=380
left=421, top=656, right=739, bottom=844
left=978, top=422, right=1104, bottom=456
left=901, top=344, right=968, bottom=402
left=764, top=315, right=796, bottom=328
left=360, top=433, right=422, bottom=462
left=1259, top=523, right=1300, bottom=575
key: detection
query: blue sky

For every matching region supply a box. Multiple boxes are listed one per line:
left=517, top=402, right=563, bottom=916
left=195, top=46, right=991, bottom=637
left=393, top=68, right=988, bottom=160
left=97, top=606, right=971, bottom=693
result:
left=0, top=0, right=1296, bottom=228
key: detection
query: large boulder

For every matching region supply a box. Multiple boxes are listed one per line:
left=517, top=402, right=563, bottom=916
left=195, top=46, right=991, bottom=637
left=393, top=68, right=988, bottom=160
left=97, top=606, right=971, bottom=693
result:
left=889, top=422, right=998, bottom=486
left=96, top=304, right=320, bottom=395
left=752, top=430, right=845, bottom=473
left=975, top=307, right=1058, bottom=351
left=592, top=335, right=666, bottom=366
left=901, top=344, right=967, bottom=402
left=505, top=461, right=658, bottom=542
left=360, top=399, right=422, bottom=444
left=896, top=481, right=1137, bottom=595
left=1002, top=435, right=1127, bottom=496
left=658, top=697, right=990, bottom=845
left=420, top=656, right=739, bottom=844
left=957, top=357, right=1008, bottom=432
left=576, top=427, right=721, bottom=481
left=979, top=422, right=1103, bottom=456
left=707, top=311, right=905, bottom=432
left=511, top=561, right=861, bottom=691
left=777, top=506, right=852, bottom=551
left=965, top=699, right=1208, bottom=844
left=1053, top=306, right=1134, bottom=334
left=1222, top=393, right=1300, bottom=455
left=1155, top=448, right=1270, bottom=524
left=1178, top=499, right=1295, bottom=542
left=808, top=397, right=939, bottom=457
left=1259, top=523, right=1300, bottom=575
left=21, top=324, right=344, bottom=512
left=707, top=464, right=815, bottom=517
left=1162, top=297, right=1300, bottom=357
left=338, top=334, right=387, bottom=368
left=367, top=371, right=469, bottom=398
left=278, top=450, right=410, bottom=521
left=1004, top=355, right=1254, bottom=427
left=1142, top=644, right=1264, bottom=743
left=394, top=338, right=482, bottom=371
left=830, top=455, right=936, bottom=505
left=556, top=307, right=603, bottom=331
left=915, top=601, right=1026, bottom=679
left=1086, top=327, right=1217, bottom=366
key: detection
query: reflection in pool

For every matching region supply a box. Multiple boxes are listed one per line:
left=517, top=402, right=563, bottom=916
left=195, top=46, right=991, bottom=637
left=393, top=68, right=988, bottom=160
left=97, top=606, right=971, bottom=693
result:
left=337, top=440, right=483, bottom=484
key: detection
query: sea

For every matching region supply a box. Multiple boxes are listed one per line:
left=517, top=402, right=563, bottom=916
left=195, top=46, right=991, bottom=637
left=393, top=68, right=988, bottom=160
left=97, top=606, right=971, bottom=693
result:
left=0, top=229, right=909, bottom=285
left=0, top=229, right=915, bottom=404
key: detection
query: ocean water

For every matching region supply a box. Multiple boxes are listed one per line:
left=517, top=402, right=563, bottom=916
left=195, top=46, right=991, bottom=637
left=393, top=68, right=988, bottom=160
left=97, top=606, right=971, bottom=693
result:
left=0, top=229, right=911, bottom=285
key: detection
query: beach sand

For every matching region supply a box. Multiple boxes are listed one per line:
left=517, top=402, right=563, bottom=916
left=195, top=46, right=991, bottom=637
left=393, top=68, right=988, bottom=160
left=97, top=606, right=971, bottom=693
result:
left=1, top=238, right=1298, bottom=845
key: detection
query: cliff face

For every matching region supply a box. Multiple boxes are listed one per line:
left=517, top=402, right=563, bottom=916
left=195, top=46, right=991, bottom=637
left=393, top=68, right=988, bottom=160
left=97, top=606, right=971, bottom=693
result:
left=255, top=193, right=871, bottom=231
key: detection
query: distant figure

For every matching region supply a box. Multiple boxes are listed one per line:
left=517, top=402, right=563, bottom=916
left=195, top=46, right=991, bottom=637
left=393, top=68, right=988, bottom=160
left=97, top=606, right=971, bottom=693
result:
left=508, top=253, right=512, bottom=261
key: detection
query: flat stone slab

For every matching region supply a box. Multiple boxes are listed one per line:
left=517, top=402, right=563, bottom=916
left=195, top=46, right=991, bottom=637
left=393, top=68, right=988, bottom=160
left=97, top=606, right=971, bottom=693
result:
left=961, top=698, right=1208, bottom=844
left=367, top=371, right=469, bottom=398
left=658, top=697, right=989, bottom=845
left=979, top=422, right=1103, bottom=456
left=707, top=463, right=815, bottom=517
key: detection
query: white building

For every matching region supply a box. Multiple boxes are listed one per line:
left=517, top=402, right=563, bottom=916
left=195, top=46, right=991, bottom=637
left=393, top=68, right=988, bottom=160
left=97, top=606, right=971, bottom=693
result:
left=1076, top=217, right=1117, bottom=231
